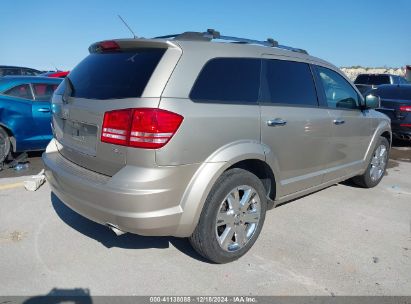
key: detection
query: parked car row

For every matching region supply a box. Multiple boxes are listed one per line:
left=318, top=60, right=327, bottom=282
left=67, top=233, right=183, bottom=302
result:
left=373, top=85, right=411, bottom=141
left=0, top=65, right=42, bottom=77
left=0, top=65, right=69, bottom=163
left=354, top=73, right=409, bottom=95
left=0, top=65, right=69, bottom=78
left=353, top=73, right=411, bottom=142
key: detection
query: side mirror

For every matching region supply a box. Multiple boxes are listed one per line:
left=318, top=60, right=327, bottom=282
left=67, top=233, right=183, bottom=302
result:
left=364, top=94, right=380, bottom=109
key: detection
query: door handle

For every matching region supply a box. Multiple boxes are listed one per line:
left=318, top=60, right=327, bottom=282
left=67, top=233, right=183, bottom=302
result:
left=267, top=118, right=287, bottom=127
left=37, top=108, right=51, bottom=113
left=333, top=119, right=345, bottom=125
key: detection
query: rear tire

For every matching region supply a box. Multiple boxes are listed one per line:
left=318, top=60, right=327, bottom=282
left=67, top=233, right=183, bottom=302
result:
left=189, top=168, right=267, bottom=264
left=0, top=127, right=11, bottom=164
left=352, top=137, right=389, bottom=188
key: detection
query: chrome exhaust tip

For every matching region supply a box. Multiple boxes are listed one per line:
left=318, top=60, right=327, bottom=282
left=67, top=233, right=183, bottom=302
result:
left=106, top=223, right=126, bottom=236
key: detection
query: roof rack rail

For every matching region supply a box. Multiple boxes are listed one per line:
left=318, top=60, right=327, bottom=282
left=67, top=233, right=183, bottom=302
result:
left=153, top=29, right=308, bottom=55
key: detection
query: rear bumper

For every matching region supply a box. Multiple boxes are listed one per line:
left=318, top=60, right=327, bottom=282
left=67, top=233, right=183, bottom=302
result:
left=43, top=139, right=199, bottom=237
left=392, top=126, right=411, bottom=141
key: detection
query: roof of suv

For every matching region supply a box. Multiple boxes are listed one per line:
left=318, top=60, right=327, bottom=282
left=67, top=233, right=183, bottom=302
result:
left=91, top=29, right=336, bottom=71
left=106, top=38, right=334, bottom=70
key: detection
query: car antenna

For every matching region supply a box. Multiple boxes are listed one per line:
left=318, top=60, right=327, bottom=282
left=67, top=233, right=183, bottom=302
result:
left=52, top=63, right=59, bottom=71
left=118, top=15, right=137, bottom=38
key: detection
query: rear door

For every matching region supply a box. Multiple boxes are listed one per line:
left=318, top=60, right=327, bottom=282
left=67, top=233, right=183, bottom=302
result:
left=313, top=65, right=373, bottom=180
left=31, top=83, right=60, bottom=143
left=2, top=84, right=39, bottom=150
left=52, top=43, right=171, bottom=176
left=260, top=58, right=332, bottom=196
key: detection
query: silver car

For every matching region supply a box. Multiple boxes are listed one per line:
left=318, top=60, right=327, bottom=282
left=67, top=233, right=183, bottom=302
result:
left=43, top=30, right=391, bottom=263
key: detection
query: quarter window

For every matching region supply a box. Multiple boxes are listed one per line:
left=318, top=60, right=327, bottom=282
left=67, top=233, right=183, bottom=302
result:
left=190, top=58, right=261, bottom=104
left=262, top=59, right=318, bottom=106
left=32, top=83, right=59, bottom=101
left=316, top=66, right=359, bottom=109
left=4, top=84, right=33, bottom=100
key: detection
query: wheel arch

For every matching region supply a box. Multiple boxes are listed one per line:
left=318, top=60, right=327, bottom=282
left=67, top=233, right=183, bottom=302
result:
left=362, top=121, right=391, bottom=172
left=380, top=130, right=391, bottom=147
left=226, top=159, right=276, bottom=203
left=174, top=140, right=277, bottom=237
left=0, top=123, right=16, bottom=152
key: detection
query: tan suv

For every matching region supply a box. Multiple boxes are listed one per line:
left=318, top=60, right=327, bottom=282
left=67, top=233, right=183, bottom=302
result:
left=43, top=30, right=391, bottom=263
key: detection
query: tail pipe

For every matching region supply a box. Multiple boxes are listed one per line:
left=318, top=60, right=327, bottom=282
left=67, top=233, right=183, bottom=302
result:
left=106, top=223, right=126, bottom=236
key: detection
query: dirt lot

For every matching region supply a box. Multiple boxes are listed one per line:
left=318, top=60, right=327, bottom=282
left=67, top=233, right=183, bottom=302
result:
left=0, top=142, right=410, bottom=296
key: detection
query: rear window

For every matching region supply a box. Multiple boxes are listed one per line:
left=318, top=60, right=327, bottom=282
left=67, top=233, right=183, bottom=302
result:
left=354, top=74, right=390, bottom=85
left=374, top=86, right=411, bottom=100
left=63, top=48, right=165, bottom=99
left=190, top=58, right=261, bottom=104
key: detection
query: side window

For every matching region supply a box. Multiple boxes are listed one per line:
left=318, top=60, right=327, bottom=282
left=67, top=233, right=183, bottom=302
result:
left=1, top=68, right=20, bottom=76
left=190, top=58, right=261, bottom=104
left=4, top=84, right=33, bottom=100
left=22, top=69, right=37, bottom=76
left=262, top=59, right=318, bottom=106
left=32, top=83, right=59, bottom=101
left=315, top=66, right=359, bottom=109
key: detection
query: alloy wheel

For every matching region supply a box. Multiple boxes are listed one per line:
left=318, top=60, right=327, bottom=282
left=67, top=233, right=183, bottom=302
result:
left=215, top=185, right=261, bottom=252
left=370, top=144, right=388, bottom=182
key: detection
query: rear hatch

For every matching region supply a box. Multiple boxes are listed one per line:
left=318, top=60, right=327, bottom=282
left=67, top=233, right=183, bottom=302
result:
left=51, top=39, right=178, bottom=176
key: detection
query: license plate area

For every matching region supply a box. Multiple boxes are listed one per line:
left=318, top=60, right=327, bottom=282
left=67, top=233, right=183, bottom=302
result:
left=62, top=120, right=98, bottom=156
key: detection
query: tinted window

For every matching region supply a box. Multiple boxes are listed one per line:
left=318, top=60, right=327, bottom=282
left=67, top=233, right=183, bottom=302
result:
left=316, top=66, right=359, bottom=109
left=66, top=49, right=165, bottom=99
left=400, top=77, right=409, bottom=84
left=369, top=75, right=391, bottom=85
left=354, top=74, right=368, bottom=84
left=262, top=59, right=318, bottom=106
left=354, top=74, right=391, bottom=85
left=0, top=68, right=21, bottom=76
left=21, top=69, right=37, bottom=76
left=4, top=84, right=33, bottom=99
left=32, top=83, right=59, bottom=101
left=374, top=86, right=411, bottom=100
left=190, top=58, right=261, bottom=104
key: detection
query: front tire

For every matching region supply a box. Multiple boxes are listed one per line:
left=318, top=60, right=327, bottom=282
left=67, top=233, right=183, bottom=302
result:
left=352, top=137, right=389, bottom=188
left=0, top=127, right=11, bottom=164
left=189, top=168, right=267, bottom=264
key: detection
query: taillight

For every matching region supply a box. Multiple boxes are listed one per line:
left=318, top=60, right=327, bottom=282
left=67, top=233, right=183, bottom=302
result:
left=399, top=106, right=411, bottom=112
left=129, top=109, right=183, bottom=149
left=101, top=109, right=133, bottom=146
left=101, top=108, right=183, bottom=149
left=89, top=40, right=121, bottom=53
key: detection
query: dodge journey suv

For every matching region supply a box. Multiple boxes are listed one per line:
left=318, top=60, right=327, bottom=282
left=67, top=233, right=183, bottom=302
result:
left=43, top=30, right=391, bottom=263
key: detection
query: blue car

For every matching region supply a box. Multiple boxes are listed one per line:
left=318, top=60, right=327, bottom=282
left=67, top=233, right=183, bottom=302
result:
left=0, top=76, right=63, bottom=163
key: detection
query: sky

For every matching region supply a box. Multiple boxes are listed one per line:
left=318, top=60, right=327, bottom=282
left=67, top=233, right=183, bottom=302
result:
left=0, top=0, right=410, bottom=71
